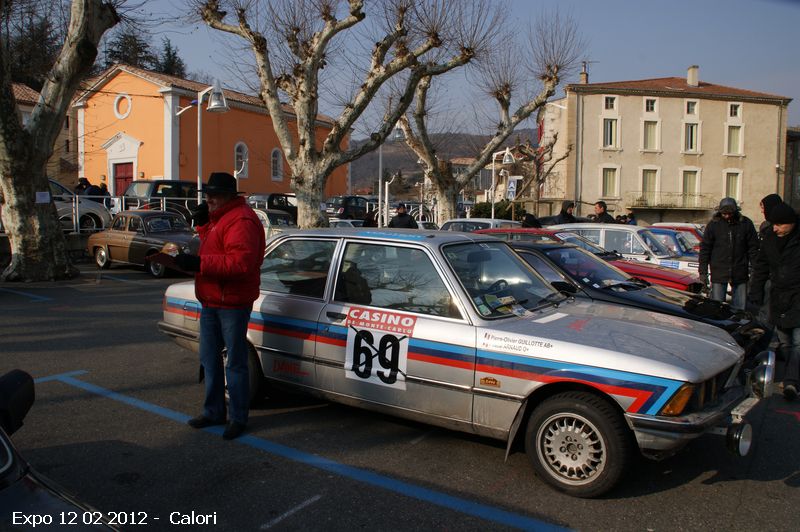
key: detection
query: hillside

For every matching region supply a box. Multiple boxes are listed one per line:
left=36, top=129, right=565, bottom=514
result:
left=350, top=128, right=536, bottom=194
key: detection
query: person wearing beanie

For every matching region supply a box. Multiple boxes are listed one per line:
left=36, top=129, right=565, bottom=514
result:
left=758, top=193, right=782, bottom=238
left=554, top=200, right=577, bottom=224
left=749, top=201, right=800, bottom=401
left=698, top=197, right=759, bottom=309
left=388, top=203, right=418, bottom=228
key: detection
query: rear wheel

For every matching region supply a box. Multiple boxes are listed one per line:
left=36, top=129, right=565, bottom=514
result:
left=79, top=214, right=99, bottom=232
left=94, top=247, right=110, bottom=269
left=525, top=391, right=634, bottom=498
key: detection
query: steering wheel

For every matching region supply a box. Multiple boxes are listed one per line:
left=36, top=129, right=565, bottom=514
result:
left=487, top=279, right=509, bottom=293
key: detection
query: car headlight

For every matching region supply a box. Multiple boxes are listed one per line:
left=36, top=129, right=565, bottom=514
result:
left=660, top=383, right=695, bottom=416
left=748, top=350, right=775, bottom=398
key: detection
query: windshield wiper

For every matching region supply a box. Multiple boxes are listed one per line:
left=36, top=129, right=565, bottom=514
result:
left=535, top=292, right=567, bottom=309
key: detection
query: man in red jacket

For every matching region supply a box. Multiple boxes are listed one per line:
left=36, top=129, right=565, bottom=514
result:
left=175, top=172, right=266, bottom=440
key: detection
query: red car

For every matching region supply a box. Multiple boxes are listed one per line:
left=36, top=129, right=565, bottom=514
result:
left=476, top=227, right=704, bottom=293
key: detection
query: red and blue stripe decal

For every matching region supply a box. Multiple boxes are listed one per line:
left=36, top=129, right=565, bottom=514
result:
left=164, top=299, right=681, bottom=415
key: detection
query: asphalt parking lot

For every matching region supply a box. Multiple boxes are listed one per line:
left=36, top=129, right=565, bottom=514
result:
left=2, top=263, right=799, bottom=531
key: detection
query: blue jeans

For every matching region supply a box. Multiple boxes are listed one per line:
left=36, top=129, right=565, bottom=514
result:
left=711, top=282, right=747, bottom=310
left=776, top=327, right=800, bottom=386
left=199, top=307, right=251, bottom=424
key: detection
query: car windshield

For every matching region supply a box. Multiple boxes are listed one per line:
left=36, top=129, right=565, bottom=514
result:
left=267, top=212, right=294, bottom=227
left=542, top=246, right=638, bottom=289
left=442, top=241, right=560, bottom=318
left=125, top=182, right=152, bottom=198
left=678, top=230, right=700, bottom=248
left=146, top=215, right=190, bottom=232
left=554, top=232, right=607, bottom=254
left=652, top=231, right=692, bottom=255
left=638, top=229, right=673, bottom=256
left=330, top=197, right=345, bottom=207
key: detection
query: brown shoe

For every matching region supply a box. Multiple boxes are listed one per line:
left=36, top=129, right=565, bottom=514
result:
left=187, top=415, right=226, bottom=429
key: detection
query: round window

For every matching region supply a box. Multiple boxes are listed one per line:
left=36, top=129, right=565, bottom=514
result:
left=114, top=93, right=132, bottom=119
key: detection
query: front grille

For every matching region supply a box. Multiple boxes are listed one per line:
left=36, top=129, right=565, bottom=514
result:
left=689, top=365, right=736, bottom=411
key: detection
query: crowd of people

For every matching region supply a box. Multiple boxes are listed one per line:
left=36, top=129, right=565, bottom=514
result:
left=74, top=177, right=111, bottom=208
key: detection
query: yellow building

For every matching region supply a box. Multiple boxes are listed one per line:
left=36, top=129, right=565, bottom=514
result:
left=73, top=64, right=348, bottom=197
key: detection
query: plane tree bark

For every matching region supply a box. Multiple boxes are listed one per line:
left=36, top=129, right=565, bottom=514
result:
left=196, top=0, right=499, bottom=227
left=0, top=0, right=119, bottom=281
left=397, top=10, right=582, bottom=222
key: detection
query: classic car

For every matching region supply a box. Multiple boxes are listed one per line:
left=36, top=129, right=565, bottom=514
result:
left=329, top=219, right=365, bottom=228
left=248, top=193, right=298, bottom=224
left=87, top=210, right=196, bottom=277
left=440, top=218, right=522, bottom=232
left=253, top=208, right=296, bottom=239
left=0, top=370, right=117, bottom=530
left=476, top=228, right=704, bottom=293
left=158, top=229, right=774, bottom=497
left=549, top=223, right=701, bottom=274
left=510, top=241, right=766, bottom=355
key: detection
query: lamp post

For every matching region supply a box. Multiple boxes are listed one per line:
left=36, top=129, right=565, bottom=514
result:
left=490, top=147, right=516, bottom=218
left=377, top=143, right=383, bottom=227
left=176, top=79, right=229, bottom=202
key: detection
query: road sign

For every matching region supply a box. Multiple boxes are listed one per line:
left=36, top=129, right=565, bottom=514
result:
left=506, top=179, right=517, bottom=200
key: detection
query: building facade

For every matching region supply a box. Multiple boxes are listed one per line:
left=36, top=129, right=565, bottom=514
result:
left=541, top=66, right=792, bottom=223
left=73, top=64, right=348, bottom=198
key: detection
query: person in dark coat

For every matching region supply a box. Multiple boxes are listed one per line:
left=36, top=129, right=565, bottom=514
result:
left=593, top=201, right=616, bottom=224
left=388, top=203, right=417, bottom=228
left=699, top=197, right=758, bottom=310
left=554, top=201, right=576, bottom=224
left=74, top=177, right=90, bottom=195
left=758, top=193, right=782, bottom=238
left=748, top=202, right=800, bottom=400
left=522, top=213, right=542, bottom=228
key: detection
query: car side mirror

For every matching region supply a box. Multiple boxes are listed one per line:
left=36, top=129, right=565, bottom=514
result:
left=0, top=370, right=35, bottom=435
left=551, top=281, right=578, bottom=294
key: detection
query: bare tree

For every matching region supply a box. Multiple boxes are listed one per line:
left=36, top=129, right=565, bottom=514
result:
left=0, top=0, right=119, bottom=281
left=195, top=0, right=501, bottom=227
left=512, top=119, right=572, bottom=212
left=397, top=9, right=583, bottom=221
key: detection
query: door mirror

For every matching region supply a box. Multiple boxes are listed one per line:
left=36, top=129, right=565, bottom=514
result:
left=0, top=370, right=35, bottom=436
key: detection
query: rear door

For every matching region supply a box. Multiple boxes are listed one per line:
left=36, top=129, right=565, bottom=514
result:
left=316, top=240, right=476, bottom=423
left=254, top=237, right=339, bottom=389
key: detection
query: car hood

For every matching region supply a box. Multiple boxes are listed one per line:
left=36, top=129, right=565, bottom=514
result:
left=480, top=300, right=742, bottom=383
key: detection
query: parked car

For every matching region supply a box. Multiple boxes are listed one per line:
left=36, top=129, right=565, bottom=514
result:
left=650, top=222, right=704, bottom=252
left=330, top=219, right=365, bottom=228
left=648, top=227, right=699, bottom=257
left=0, top=370, right=117, bottom=530
left=510, top=241, right=766, bottom=355
left=417, top=220, right=439, bottom=230
left=248, top=193, right=298, bottom=223
left=440, top=218, right=521, bottom=232
left=476, top=228, right=704, bottom=293
left=51, top=179, right=112, bottom=232
left=87, top=210, right=196, bottom=277
left=121, top=180, right=199, bottom=222
left=550, top=223, right=700, bottom=274
left=325, top=195, right=369, bottom=220
left=159, top=228, right=773, bottom=497
left=253, top=208, right=296, bottom=239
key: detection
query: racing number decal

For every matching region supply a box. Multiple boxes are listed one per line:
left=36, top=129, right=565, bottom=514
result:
left=345, top=307, right=417, bottom=390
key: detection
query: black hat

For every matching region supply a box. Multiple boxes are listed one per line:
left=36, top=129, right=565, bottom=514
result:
left=201, top=172, right=240, bottom=194
left=761, top=193, right=782, bottom=219
left=718, top=197, right=738, bottom=214
left=396, top=202, right=406, bottom=209
left=769, top=202, right=797, bottom=225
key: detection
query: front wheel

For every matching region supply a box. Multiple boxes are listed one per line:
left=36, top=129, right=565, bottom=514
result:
left=94, top=247, right=110, bottom=269
left=525, top=391, right=634, bottom=498
left=147, top=257, right=165, bottom=278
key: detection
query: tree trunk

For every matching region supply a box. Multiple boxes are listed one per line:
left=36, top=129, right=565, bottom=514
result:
left=293, top=171, right=329, bottom=228
left=0, top=162, right=77, bottom=280
left=435, top=184, right=460, bottom=223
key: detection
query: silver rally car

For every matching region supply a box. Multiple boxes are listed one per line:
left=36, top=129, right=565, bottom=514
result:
left=158, top=229, right=774, bottom=497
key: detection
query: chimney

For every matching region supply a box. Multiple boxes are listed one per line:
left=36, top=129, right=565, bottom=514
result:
left=579, top=61, right=589, bottom=84
left=687, top=65, right=699, bottom=87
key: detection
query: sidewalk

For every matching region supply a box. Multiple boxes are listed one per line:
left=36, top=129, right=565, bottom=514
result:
left=0, top=232, right=89, bottom=268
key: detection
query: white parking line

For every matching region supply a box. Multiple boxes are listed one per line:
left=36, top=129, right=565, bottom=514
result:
left=260, top=495, right=322, bottom=529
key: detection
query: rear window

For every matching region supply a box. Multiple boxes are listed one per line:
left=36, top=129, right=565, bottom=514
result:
left=125, top=182, right=152, bottom=198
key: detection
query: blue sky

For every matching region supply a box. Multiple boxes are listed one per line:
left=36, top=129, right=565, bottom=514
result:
left=145, top=0, right=800, bottom=125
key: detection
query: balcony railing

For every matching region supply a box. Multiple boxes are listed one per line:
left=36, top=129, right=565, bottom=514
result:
left=624, top=191, right=717, bottom=210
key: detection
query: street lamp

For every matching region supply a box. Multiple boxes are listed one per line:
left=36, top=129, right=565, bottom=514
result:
left=491, top=147, right=515, bottom=218
left=176, top=79, right=229, bottom=202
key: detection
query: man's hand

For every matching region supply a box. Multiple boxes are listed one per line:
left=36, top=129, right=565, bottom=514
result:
left=175, top=253, right=201, bottom=272
left=190, top=202, right=209, bottom=227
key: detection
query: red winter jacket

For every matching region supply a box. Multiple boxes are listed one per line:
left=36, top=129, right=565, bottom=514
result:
left=195, top=197, right=265, bottom=309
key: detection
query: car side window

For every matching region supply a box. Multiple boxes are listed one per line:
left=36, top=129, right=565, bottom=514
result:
left=604, top=230, right=628, bottom=253
left=521, top=254, right=564, bottom=284
left=111, top=216, right=126, bottom=230
left=334, top=242, right=460, bottom=319
left=575, top=229, right=600, bottom=244
left=128, top=216, right=143, bottom=233
left=260, top=239, right=336, bottom=298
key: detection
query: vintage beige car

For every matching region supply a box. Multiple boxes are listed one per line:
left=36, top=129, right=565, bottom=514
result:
left=158, top=229, right=774, bottom=497
left=87, top=210, right=196, bottom=277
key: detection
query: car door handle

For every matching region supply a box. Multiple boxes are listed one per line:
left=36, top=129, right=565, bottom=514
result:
left=326, top=311, right=347, bottom=321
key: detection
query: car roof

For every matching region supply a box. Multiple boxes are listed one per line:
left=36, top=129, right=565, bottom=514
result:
left=511, top=241, right=574, bottom=251
left=118, top=210, right=181, bottom=217
left=549, top=223, right=644, bottom=232
left=476, top=227, right=556, bottom=235
left=275, top=227, right=500, bottom=247
left=443, top=218, right=516, bottom=223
